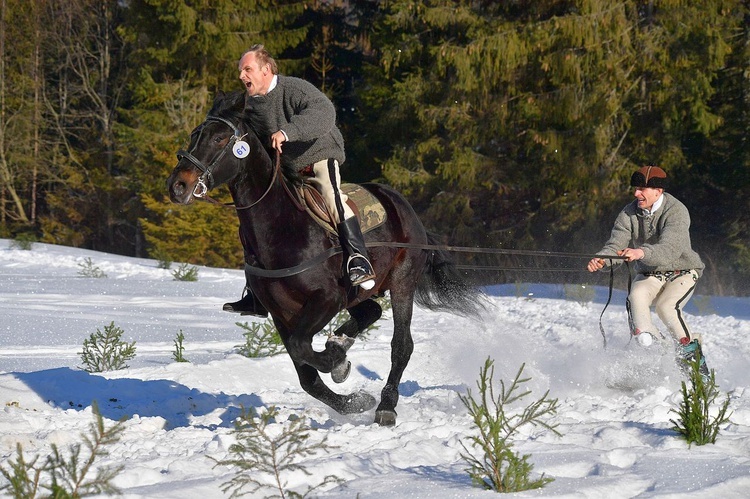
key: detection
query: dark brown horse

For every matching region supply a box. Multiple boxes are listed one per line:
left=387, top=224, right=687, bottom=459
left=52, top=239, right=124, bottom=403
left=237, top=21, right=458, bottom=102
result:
left=167, top=91, right=483, bottom=425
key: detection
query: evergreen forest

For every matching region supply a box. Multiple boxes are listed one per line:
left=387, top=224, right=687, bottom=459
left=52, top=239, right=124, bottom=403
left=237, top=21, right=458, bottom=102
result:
left=2, top=0, right=750, bottom=295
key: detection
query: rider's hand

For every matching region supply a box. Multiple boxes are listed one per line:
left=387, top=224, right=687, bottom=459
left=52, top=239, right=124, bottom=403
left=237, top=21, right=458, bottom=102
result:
left=587, top=258, right=605, bottom=272
left=271, top=130, right=286, bottom=153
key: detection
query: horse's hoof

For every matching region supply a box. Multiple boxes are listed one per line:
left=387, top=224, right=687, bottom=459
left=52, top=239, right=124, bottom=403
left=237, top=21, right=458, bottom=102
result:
left=374, top=410, right=397, bottom=426
left=326, top=335, right=355, bottom=352
left=331, top=360, right=351, bottom=383
left=343, top=391, right=376, bottom=414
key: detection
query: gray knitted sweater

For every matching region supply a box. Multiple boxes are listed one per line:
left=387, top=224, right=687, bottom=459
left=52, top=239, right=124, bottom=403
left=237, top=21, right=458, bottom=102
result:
left=244, top=75, right=345, bottom=170
left=597, top=193, right=704, bottom=275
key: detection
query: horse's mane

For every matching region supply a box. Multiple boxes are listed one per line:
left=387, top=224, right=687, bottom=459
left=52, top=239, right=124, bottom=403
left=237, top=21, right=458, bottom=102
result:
left=208, top=90, right=245, bottom=122
left=209, top=90, right=302, bottom=184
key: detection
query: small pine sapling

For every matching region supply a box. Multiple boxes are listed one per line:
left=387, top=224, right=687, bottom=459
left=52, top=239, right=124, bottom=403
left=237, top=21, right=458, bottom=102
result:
left=150, top=248, right=173, bottom=269
left=9, top=233, right=36, bottom=250
left=235, top=321, right=286, bottom=357
left=171, top=263, right=198, bottom=281
left=670, top=351, right=732, bottom=445
left=216, top=406, right=341, bottom=498
left=0, top=401, right=125, bottom=498
left=77, top=257, right=107, bottom=278
left=172, top=330, right=189, bottom=363
left=79, top=322, right=137, bottom=372
left=459, top=358, right=560, bottom=493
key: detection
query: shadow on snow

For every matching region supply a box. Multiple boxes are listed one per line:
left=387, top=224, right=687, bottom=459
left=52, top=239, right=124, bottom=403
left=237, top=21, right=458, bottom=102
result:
left=13, top=367, right=263, bottom=429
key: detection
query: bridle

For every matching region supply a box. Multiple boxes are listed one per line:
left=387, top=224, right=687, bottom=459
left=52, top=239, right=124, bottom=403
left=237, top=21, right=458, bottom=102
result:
left=176, top=115, right=282, bottom=210
left=176, top=116, right=246, bottom=198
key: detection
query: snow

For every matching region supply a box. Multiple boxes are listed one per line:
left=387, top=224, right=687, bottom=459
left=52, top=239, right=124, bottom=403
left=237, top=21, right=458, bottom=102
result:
left=1, top=239, right=749, bottom=498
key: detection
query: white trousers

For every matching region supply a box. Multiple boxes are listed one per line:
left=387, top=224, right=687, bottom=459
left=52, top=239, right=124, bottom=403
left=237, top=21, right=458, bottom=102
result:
left=308, top=158, right=354, bottom=224
left=627, top=270, right=699, bottom=342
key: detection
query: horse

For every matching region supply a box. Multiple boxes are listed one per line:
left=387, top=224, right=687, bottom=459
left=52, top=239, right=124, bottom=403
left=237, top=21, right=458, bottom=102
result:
left=167, top=90, right=483, bottom=426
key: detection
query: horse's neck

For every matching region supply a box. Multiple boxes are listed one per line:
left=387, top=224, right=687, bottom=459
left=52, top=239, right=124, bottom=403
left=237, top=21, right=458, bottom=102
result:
left=230, top=149, right=289, bottom=202
left=230, top=172, right=321, bottom=263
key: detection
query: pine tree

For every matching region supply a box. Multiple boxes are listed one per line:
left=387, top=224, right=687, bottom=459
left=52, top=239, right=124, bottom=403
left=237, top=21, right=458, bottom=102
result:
left=0, top=0, right=48, bottom=231
left=119, top=0, right=315, bottom=266
left=36, top=0, right=131, bottom=254
left=679, top=2, right=750, bottom=293
left=358, top=0, right=742, bottom=278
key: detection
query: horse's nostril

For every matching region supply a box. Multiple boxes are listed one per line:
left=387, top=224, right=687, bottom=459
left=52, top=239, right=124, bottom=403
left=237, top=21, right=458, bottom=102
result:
left=173, top=181, right=186, bottom=197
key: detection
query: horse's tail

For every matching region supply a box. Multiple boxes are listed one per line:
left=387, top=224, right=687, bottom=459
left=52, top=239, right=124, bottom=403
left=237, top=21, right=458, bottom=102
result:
left=414, top=232, right=486, bottom=319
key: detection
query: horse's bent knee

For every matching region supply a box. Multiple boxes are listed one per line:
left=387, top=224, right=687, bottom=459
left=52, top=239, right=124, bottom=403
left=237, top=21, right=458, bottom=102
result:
left=285, top=336, right=310, bottom=361
left=286, top=335, right=348, bottom=373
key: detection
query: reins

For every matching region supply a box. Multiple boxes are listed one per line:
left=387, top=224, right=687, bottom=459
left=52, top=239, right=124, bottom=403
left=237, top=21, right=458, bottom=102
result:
left=242, top=241, right=628, bottom=278
left=233, top=151, right=285, bottom=211
left=188, top=151, right=285, bottom=211
left=182, top=115, right=626, bottom=348
left=243, top=241, right=625, bottom=349
left=183, top=116, right=300, bottom=212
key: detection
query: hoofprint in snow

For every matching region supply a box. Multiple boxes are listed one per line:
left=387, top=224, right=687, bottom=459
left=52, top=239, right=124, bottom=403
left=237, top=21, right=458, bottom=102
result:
left=1, top=239, right=749, bottom=498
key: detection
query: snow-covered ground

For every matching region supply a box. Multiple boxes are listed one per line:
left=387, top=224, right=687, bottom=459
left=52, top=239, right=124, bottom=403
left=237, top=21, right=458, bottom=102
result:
left=1, top=239, right=749, bottom=498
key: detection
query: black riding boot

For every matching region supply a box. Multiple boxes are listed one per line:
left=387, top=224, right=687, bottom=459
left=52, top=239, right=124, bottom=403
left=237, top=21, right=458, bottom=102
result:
left=337, top=216, right=376, bottom=289
left=223, top=267, right=268, bottom=317
left=222, top=288, right=268, bottom=317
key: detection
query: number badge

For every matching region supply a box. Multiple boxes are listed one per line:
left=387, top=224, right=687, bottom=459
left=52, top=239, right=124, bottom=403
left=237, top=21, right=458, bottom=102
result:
left=232, top=140, right=250, bottom=158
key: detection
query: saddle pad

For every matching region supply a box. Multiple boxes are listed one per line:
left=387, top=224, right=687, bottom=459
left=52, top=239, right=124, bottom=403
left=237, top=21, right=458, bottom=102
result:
left=299, top=183, right=387, bottom=235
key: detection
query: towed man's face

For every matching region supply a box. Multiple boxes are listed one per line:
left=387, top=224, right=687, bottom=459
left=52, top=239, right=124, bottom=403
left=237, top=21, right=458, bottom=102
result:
left=634, top=186, right=662, bottom=211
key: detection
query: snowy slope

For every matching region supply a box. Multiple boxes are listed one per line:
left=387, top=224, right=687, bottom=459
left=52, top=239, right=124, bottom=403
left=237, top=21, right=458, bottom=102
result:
left=1, top=239, right=749, bottom=498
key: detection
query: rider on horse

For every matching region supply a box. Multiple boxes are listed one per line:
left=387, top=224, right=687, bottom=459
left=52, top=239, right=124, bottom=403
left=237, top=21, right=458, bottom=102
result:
left=224, top=44, right=376, bottom=317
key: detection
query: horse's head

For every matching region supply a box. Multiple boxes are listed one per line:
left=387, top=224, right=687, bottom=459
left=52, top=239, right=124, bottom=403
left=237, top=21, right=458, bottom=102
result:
left=167, top=91, right=249, bottom=205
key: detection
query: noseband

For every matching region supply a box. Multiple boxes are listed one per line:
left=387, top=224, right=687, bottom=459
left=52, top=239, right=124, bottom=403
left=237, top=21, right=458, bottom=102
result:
left=176, top=116, right=245, bottom=198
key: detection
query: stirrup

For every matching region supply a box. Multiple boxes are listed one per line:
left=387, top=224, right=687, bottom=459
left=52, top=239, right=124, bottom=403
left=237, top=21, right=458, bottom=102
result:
left=347, top=254, right=375, bottom=290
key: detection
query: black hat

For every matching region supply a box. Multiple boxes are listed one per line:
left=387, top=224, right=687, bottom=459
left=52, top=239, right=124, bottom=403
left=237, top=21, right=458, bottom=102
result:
left=631, top=166, right=667, bottom=189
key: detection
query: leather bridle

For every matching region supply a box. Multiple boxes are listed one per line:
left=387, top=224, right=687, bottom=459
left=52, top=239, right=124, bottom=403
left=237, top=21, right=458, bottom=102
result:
left=176, top=116, right=244, bottom=198
left=176, top=115, right=281, bottom=211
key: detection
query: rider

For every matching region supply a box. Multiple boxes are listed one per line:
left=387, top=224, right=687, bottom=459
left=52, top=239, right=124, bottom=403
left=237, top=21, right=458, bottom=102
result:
left=224, top=44, right=376, bottom=317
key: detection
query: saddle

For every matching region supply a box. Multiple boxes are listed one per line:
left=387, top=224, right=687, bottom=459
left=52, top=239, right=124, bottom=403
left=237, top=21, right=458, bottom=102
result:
left=296, top=182, right=387, bottom=235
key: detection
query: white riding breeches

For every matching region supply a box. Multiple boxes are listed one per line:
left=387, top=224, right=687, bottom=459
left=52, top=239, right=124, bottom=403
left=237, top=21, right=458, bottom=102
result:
left=627, top=270, right=699, bottom=342
left=308, top=158, right=355, bottom=224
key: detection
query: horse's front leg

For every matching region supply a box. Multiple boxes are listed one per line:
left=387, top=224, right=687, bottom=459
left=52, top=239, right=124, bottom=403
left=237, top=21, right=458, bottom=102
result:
left=328, top=299, right=383, bottom=383
left=333, top=299, right=383, bottom=339
left=278, top=297, right=349, bottom=374
left=276, top=306, right=351, bottom=373
left=290, top=359, right=376, bottom=415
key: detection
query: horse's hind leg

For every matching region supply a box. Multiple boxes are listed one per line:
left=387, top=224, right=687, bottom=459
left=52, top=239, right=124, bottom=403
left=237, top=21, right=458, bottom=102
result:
left=374, top=290, right=415, bottom=426
left=335, top=299, right=383, bottom=338
left=329, top=299, right=382, bottom=383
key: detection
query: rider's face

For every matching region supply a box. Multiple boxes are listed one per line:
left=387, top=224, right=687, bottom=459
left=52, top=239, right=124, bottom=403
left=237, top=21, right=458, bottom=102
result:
left=634, top=186, right=663, bottom=211
left=238, top=52, right=271, bottom=97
